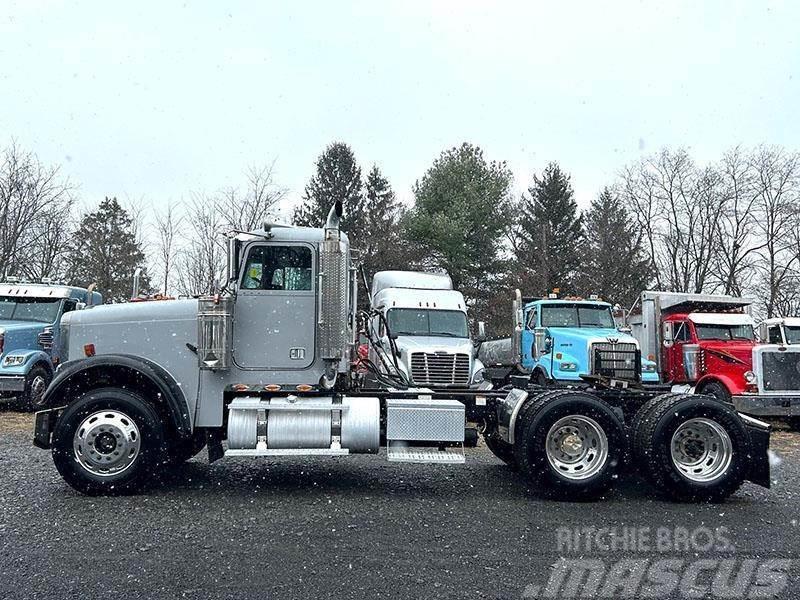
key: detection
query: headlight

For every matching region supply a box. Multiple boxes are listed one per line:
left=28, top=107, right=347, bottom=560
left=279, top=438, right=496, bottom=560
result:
left=472, top=368, right=485, bottom=384
left=643, top=363, right=657, bottom=373
left=3, top=355, right=25, bottom=366
left=559, top=362, right=577, bottom=371
left=744, top=370, right=756, bottom=384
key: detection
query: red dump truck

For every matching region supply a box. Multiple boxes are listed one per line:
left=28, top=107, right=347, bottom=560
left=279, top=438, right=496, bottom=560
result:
left=628, top=291, right=800, bottom=419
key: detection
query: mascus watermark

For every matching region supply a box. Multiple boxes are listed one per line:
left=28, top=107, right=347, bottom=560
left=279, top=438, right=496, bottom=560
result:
left=522, top=527, right=792, bottom=599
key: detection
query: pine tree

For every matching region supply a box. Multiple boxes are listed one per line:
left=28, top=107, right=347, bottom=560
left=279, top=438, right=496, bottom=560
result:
left=361, top=165, right=404, bottom=278
left=67, top=197, right=150, bottom=302
left=516, top=162, right=583, bottom=294
left=293, top=142, right=365, bottom=231
left=404, top=143, right=513, bottom=311
left=579, top=187, right=651, bottom=307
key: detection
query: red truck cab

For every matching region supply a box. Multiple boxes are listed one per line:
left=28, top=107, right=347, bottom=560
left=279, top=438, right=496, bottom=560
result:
left=661, top=312, right=757, bottom=401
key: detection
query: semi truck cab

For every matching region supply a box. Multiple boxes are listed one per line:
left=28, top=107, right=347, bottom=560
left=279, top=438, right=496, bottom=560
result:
left=479, top=290, right=658, bottom=386
left=659, top=311, right=756, bottom=393
left=368, top=271, right=487, bottom=389
left=759, top=317, right=800, bottom=345
left=520, top=296, right=659, bottom=384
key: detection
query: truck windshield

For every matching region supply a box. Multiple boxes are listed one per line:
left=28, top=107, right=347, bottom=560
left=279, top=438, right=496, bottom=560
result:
left=783, top=326, right=800, bottom=344
left=387, top=309, right=469, bottom=338
left=540, top=304, right=615, bottom=328
left=0, top=297, right=62, bottom=323
left=695, top=323, right=755, bottom=341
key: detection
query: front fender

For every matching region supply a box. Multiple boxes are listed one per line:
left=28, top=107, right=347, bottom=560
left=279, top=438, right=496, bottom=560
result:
left=0, top=350, right=53, bottom=376
left=44, top=354, right=192, bottom=438
left=696, top=373, right=741, bottom=396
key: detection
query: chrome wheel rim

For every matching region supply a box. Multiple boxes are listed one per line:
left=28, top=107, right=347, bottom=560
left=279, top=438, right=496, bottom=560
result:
left=29, top=375, right=47, bottom=405
left=545, top=415, right=609, bottom=480
left=670, top=418, right=733, bottom=483
left=73, top=410, right=141, bottom=476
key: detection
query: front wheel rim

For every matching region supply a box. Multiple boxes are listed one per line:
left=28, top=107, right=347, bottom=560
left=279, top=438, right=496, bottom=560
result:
left=29, top=375, right=47, bottom=405
left=670, top=418, right=733, bottom=483
left=73, top=410, right=142, bottom=476
left=545, top=415, right=609, bottom=480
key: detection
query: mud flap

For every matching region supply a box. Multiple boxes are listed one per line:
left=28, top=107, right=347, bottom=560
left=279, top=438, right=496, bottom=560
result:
left=33, top=407, right=64, bottom=449
left=740, top=413, right=771, bottom=488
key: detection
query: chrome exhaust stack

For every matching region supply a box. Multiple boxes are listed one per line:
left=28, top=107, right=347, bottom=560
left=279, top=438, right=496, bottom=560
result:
left=319, top=201, right=349, bottom=389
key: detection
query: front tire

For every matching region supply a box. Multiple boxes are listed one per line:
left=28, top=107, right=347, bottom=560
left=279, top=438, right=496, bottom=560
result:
left=699, top=381, right=732, bottom=404
left=19, top=364, right=51, bottom=411
left=513, top=390, right=627, bottom=500
left=51, top=387, right=166, bottom=495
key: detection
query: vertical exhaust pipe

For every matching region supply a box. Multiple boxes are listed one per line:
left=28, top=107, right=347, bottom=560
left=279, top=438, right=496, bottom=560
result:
left=319, top=201, right=347, bottom=389
left=132, top=268, right=142, bottom=300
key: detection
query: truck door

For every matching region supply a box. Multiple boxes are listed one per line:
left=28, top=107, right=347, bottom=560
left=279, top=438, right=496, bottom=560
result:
left=665, top=320, right=690, bottom=382
left=521, top=307, right=538, bottom=367
left=233, top=242, right=316, bottom=370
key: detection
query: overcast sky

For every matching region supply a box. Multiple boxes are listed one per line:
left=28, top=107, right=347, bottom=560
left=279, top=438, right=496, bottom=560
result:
left=1, top=1, right=798, bottom=218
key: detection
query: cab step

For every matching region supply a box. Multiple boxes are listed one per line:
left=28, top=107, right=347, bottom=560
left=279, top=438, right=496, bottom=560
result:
left=386, top=445, right=465, bottom=464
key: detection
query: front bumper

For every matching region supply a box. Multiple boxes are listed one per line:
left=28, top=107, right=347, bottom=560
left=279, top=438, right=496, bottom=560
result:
left=0, top=375, right=26, bottom=393
left=732, top=394, right=800, bottom=417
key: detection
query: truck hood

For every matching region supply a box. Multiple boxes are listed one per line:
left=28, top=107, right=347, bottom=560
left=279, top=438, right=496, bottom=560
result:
left=697, top=340, right=755, bottom=365
left=395, top=335, right=473, bottom=356
left=0, top=320, right=47, bottom=333
left=63, top=298, right=199, bottom=327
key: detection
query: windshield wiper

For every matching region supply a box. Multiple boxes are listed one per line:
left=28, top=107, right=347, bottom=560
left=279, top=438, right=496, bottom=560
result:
left=430, top=332, right=464, bottom=338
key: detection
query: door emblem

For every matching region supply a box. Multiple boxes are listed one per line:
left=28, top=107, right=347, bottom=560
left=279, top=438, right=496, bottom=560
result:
left=289, top=347, right=306, bottom=360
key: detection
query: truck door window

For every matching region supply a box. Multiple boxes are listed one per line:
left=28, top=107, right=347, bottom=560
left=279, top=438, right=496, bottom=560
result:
left=241, top=245, right=312, bottom=291
left=674, top=321, right=690, bottom=342
left=526, top=308, right=537, bottom=329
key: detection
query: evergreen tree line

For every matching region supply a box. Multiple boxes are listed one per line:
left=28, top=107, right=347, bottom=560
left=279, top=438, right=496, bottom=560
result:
left=2, top=140, right=799, bottom=334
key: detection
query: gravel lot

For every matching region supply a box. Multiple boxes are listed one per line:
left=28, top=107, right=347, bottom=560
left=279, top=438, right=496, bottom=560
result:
left=1, top=410, right=798, bottom=600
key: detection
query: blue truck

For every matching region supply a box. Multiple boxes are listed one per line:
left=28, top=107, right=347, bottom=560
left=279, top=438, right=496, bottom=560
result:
left=0, top=281, right=101, bottom=409
left=478, top=290, right=659, bottom=387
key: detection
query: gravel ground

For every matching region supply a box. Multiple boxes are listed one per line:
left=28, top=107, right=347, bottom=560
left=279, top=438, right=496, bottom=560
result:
left=1, top=411, right=799, bottom=600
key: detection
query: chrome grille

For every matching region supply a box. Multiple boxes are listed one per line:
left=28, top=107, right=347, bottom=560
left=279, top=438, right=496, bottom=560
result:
left=591, top=342, right=640, bottom=381
left=410, top=352, right=471, bottom=386
left=761, top=351, right=800, bottom=392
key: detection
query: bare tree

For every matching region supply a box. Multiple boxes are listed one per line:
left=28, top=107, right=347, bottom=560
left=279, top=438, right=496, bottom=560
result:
left=710, top=147, right=766, bottom=295
left=174, top=194, right=226, bottom=296
left=217, top=163, right=287, bottom=230
left=751, top=146, right=800, bottom=317
left=620, top=148, right=724, bottom=293
left=173, top=163, right=286, bottom=296
left=153, top=202, right=183, bottom=295
left=0, top=141, right=75, bottom=279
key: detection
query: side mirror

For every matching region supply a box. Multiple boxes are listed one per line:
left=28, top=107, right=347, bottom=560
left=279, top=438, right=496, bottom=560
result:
left=534, top=328, right=548, bottom=357
left=389, top=331, right=399, bottom=340
left=476, top=321, right=487, bottom=342
left=662, top=322, right=674, bottom=347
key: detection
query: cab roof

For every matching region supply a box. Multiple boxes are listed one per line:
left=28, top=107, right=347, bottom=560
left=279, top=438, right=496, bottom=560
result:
left=524, top=299, right=611, bottom=309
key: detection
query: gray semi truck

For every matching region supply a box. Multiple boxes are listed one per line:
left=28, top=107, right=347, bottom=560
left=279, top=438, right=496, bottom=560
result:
left=33, top=203, right=771, bottom=502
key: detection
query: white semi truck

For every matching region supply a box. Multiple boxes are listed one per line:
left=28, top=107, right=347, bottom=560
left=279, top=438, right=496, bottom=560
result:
left=367, top=271, right=489, bottom=389
left=32, top=203, right=771, bottom=502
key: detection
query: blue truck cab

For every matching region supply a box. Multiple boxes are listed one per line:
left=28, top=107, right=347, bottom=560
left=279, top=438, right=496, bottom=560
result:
left=0, top=281, right=101, bottom=409
left=521, top=295, right=659, bottom=384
